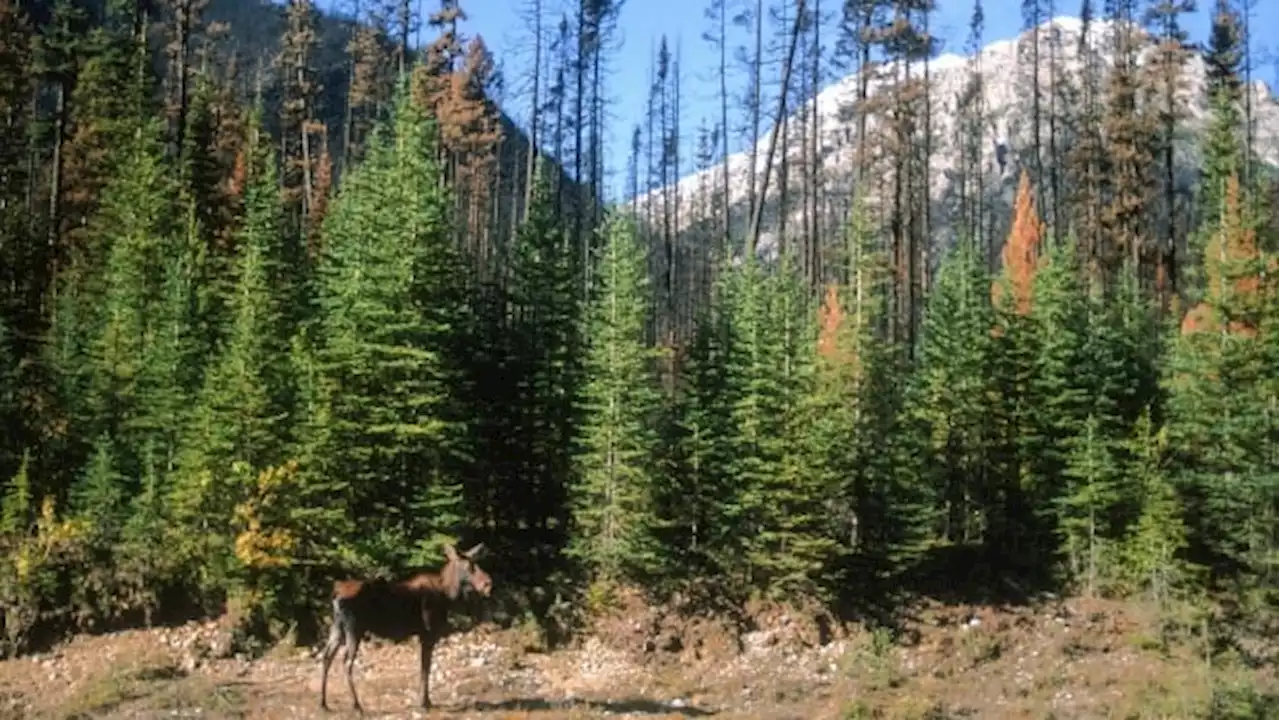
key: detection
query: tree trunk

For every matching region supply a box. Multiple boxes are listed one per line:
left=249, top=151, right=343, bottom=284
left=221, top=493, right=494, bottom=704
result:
left=747, top=0, right=805, bottom=259
left=524, top=0, right=542, bottom=223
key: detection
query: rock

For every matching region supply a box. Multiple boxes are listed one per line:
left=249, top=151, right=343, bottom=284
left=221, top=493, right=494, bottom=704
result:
left=635, top=17, right=1280, bottom=259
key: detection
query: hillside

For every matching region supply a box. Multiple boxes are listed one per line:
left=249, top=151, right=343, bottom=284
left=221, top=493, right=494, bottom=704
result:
left=634, top=16, right=1280, bottom=261
left=195, top=0, right=570, bottom=224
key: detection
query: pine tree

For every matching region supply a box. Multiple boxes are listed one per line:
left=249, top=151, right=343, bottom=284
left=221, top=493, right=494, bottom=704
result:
left=86, top=118, right=180, bottom=477
left=307, top=86, right=468, bottom=571
left=60, top=10, right=150, bottom=257
left=506, top=163, right=581, bottom=566
left=1095, top=265, right=1161, bottom=428
left=989, top=174, right=1046, bottom=565
left=1116, top=408, right=1191, bottom=603
left=719, top=254, right=782, bottom=591
left=167, top=122, right=293, bottom=595
left=282, top=330, right=351, bottom=579
left=568, top=213, right=664, bottom=587
left=182, top=71, right=245, bottom=266
left=136, top=200, right=206, bottom=475
left=279, top=0, right=320, bottom=235
left=1164, top=173, right=1278, bottom=585
left=993, top=169, right=1044, bottom=316
left=115, top=443, right=179, bottom=626
left=70, top=433, right=126, bottom=535
left=1056, top=412, right=1122, bottom=595
left=0, top=318, right=18, bottom=489
left=910, top=235, right=1001, bottom=552
left=1143, top=0, right=1194, bottom=307
left=1024, top=232, right=1090, bottom=564
left=0, top=449, right=32, bottom=537
left=66, top=433, right=130, bottom=629
left=663, top=308, right=736, bottom=580
left=1049, top=264, right=1158, bottom=591
left=1099, top=0, right=1156, bottom=289
left=455, top=279, right=515, bottom=550
left=1066, top=0, right=1108, bottom=283
left=746, top=250, right=837, bottom=598
left=1243, top=254, right=1280, bottom=586
left=827, top=201, right=935, bottom=587
left=0, top=0, right=30, bottom=217
left=1198, top=0, right=1246, bottom=241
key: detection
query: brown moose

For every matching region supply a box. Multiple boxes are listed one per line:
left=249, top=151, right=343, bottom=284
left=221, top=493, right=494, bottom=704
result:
left=319, top=543, right=492, bottom=712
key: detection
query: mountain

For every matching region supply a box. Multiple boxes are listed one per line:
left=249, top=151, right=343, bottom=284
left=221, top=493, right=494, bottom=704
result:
left=195, top=0, right=573, bottom=227
left=20, top=0, right=572, bottom=233
left=634, top=16, right=1279, bottom=263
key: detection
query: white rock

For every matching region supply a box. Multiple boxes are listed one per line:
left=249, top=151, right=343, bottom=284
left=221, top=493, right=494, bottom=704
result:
left=634, top=16, right=1280, bottom=258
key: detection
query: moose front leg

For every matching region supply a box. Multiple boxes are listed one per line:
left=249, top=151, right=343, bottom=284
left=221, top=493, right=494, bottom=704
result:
left=418, top=633, right=438, bottom=709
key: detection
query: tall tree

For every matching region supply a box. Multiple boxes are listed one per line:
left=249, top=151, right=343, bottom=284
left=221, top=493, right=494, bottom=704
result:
left=84, top=118, right=180, bottom=475
left=956, top=0, right=987, bottom=262
left=1143, top=0, right=1195, bottom=311
left=521, top=0, right=544, bottom=224
left=1165, top=177, right=1278, bottom=589
left=1066, top=0, right=1106, bottom=285
left=910, top=234, right=1002, bottom=555
left=0, top=0, right=35, bottom=374
left=164, top=0, right=209, bottom=159
left=703, top=0, right=733, bottom=257
left=32, top=0, right=87, bottom=286
left=167, top=116, right=293, bottom=594
left=1099, top=0, right=1156, bottom=289
left=568, top=213, right=664, bottom=586
left=993, top=169, right=1044, bottom=316
left=1199, top=0, right=1245, bottom=232
left=279, top=0, right=320, bottom=238
left=1020, top=0, right=1045, bottom=217
left=502, top=164, right=582, bottom=577
left=306, top=89, right=469, bottom=569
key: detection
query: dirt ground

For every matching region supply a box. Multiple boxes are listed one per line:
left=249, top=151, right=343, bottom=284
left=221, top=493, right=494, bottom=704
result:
left=0, top=595, right=1275, bottom=720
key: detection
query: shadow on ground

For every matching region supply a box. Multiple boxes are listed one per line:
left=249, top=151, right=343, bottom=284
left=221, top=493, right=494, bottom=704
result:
left=466, top=696, right=716, bottom=716
left=314, top=697, right=716, bottom=717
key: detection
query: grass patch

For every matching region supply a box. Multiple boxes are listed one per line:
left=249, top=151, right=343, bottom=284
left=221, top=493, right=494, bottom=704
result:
left=56, top=656, right=245, bottom=719
left=838, top=628, right=907, bottom=694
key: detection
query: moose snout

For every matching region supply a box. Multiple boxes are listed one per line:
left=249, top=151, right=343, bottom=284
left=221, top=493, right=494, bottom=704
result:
left=472, top=572, right=493, bottom=597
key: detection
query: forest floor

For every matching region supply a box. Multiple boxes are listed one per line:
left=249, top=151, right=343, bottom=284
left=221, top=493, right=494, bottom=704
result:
left=0, top=592, right=1275, bottom=720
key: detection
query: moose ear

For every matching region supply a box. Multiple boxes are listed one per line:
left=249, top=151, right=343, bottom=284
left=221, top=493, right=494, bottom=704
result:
left=444, top=544, right=459, bottom=561
left=463, top=543, right=486, bottom=560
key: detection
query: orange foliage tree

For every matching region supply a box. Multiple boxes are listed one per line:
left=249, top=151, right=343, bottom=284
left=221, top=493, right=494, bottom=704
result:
left=817, top=284, right=846, bottom=360
left=1180, top=174, right=1271, bottom=338
left=992, top=169, right=1044, bottom=316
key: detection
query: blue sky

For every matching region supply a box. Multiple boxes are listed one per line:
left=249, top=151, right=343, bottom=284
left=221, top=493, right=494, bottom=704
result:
left=445, top=0, right=1278, bottom=200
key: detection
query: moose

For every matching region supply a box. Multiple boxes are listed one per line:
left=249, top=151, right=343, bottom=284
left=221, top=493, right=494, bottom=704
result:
left=319, top=543, right=492, bottom=713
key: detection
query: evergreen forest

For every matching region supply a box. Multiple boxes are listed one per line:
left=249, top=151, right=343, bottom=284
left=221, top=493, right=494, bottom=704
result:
left=0, top=0, right=1275, bottom=676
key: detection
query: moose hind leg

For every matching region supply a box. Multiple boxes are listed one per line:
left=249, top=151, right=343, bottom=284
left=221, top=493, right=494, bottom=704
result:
left=319, top=615, right=346, bottom=711
left=418, top=635, right=437, bottom=709
left=344, top=626, right=364, bottom=713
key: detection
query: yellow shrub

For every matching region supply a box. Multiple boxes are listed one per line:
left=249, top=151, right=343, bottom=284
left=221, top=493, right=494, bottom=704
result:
left=232, top=461, right=302, bottom=571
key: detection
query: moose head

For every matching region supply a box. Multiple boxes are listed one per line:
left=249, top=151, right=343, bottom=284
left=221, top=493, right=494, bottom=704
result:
left=442, top=542, right=491, bottom=599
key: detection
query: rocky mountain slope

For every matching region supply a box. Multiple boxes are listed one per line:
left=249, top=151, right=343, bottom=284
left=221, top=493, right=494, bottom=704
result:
left=635, top=16, right=1279, bottom=260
